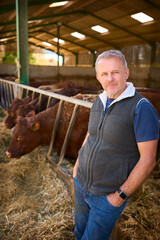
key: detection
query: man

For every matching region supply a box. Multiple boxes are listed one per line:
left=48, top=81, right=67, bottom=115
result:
left=73, top=50, right=159, bottom=240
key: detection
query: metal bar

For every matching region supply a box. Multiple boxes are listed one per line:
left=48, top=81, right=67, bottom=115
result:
left=26, top=89, right=29, bottom=96
left=8, top=84, right=14, bottom=103
left=16, top=0, right=29, bottom=86
left=46, top=96, right=52, bottom=109
left=0, top=82, right=5, bottom=109
left=47, top=100, right=65, bottom=156
left=0, top=78, right=93, bottom=108
left=32, top=91, right=35, bottom=100
left=3, top=83, right=8, bottom=109
left=38, top=93, right=43, bottom=112
left=57, top=25, right=60, bottom=67
left=58, top=104, right=80, bottom=165
left=5, top=83, right=11, bottom=108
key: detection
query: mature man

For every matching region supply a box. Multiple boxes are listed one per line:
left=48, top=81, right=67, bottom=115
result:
left=73, top=50, right=159, bottom=240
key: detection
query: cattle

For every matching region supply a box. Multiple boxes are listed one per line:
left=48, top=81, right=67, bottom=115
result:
left=3, top=82, right=100, bottom=129
left=5, top=90, right=160, bottom=161
left=3, top=96, right=31, bottom=128
left=6, top=94, right=97, bottom=160
left=136, top=88, right=160, bottom=117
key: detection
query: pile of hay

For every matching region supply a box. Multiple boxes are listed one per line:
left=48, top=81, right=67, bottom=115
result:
left=0, top=106, right=159, bottom=240
left=0, top=107, right=74, bottom=240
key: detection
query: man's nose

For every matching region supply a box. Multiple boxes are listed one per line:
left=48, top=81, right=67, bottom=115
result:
left=107, top=73, right=114, bottom=81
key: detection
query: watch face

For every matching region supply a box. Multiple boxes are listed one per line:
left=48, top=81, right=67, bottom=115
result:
left=120, top=191, right=127, bottom=200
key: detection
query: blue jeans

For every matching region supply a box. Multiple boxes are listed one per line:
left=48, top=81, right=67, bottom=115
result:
left=74, top=177, right=127, bottom=240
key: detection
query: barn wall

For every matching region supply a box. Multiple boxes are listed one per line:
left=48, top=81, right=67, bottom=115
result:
left=0, top=63, right=159, bottom=89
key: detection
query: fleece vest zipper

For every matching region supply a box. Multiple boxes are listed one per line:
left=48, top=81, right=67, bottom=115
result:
left=77, top=91, right=144, bottom=196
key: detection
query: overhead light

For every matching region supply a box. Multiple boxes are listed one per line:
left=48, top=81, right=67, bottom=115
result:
left=49, top=1, right=68, bottom=7
left=53, top=38, right=65, bottom=44
left=131, top=12, right=154, bottom=23
left=28, top=20, right=42, bottom=24
left=91, top=25, right=109, bottom=33
left=0, top=38, right=8, bottom=42
left=42, top=41, right=52, bottom=47
left=71, top=32, right=85, bottom=39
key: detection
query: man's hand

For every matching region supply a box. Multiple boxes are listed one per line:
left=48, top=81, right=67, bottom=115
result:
left=107, top=192, right=125, bottom=207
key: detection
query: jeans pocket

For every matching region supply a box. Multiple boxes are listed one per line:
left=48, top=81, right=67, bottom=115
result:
left=105, top=195, right=123, bottom=209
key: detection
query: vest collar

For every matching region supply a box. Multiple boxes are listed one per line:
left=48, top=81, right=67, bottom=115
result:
left=99, top=82, right=135, bottom=110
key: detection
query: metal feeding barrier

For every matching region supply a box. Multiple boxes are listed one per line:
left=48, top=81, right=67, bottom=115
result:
left=0, top=78, right=93, bottom=195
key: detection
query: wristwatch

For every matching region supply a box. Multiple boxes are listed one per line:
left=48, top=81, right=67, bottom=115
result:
left=117, top=188, right=128, bottom=200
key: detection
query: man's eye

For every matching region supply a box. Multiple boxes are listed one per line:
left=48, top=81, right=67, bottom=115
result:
left=102, top=73, right=107, bottom=76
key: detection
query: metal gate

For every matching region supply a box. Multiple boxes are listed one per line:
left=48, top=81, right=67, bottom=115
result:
left=0, top=78, right=93, bottom=195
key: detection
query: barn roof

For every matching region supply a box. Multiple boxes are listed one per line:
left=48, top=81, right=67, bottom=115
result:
left=0, top=0, right=160, bottom=55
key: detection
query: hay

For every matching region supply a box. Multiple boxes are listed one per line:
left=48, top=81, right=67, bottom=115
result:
left=0, top=108, right=74, bottom=240
left=0, top=107, right=159, bottom=240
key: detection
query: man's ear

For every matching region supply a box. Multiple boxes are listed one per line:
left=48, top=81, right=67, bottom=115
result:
left=30, top=122, right=40, bottom=132
left=125, top=68, right=129, bottom=80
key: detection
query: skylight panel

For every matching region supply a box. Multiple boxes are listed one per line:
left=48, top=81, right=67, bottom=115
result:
left=91, top=25, right=109, bottom=33
left=131, top=12, right=154, bottom=23
left=53, top=38, right=65, bottom=44
left=49, top=1, right=68, bottom=8
left=71, top=32, right=85, bottom=39
left=42, top=42, right=52, bottom=47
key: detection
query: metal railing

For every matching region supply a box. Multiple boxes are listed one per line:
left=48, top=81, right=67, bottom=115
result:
left=0, top=78, right=93, bottom=194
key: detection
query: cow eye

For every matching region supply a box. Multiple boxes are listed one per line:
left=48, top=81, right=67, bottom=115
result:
left=10, top=111, right=15, bottom=117
left=17, top=136, right=22, bottom=141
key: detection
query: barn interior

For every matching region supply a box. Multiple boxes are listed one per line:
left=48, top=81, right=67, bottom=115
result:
left=0, top=0, right=160, bottom=240
left=0, top=0, right=160, bottom=88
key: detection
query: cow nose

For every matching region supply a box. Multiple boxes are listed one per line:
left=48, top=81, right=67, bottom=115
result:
left=6, top=151, right=11, bottom=158
left=3, top=122, right=7, bottom=127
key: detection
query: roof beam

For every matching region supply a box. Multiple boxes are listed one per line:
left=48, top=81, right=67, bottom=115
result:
left=0, top=0, right=75, bottom=15
left=30, top=30, right=95, bottom=52
left=29, top=35, right=77, bottom=55
left=84, top=11, right=152, bottom=45
left=0, top=11, right=86, bottom=26
left=142, top=0, right=160, bottom=10
left=62, top=23, right=118, bottom=48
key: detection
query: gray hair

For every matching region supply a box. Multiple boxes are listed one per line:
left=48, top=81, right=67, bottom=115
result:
left=95, top=50, right=127, bottom=73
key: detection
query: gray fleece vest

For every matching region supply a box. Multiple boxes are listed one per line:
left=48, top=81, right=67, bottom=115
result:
left=76, top=91, right=144, bottom=196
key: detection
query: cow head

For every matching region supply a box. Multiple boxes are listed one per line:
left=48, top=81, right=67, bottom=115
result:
left=15, top=98, right=39, bottom=122
left=6, top=116, right=41, bottom=159
left=3, top=97, right=31, bottom=129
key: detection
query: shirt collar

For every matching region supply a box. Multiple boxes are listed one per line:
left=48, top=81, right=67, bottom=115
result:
left=99, top=82, right=135, bottom=110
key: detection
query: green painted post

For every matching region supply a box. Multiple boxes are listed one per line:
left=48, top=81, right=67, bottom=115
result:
left=16, top=0, right=29, bottom=86
left=57, top=25, right=60, bottom=67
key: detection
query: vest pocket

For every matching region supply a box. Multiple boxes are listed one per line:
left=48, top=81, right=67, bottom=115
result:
left=98, top=157, right=129, bottom=189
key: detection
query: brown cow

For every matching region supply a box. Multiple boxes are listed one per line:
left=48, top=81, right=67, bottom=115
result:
left=136, top=88, right=160, bottom=117
left=6, top=94, right=97, bottom=160
left=3, top=96, right=31, bottom=128
left=3, top=82, right=100, bottom=129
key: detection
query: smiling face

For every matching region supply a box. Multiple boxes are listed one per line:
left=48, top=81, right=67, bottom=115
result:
left=96, top=56, right=129, bottom=99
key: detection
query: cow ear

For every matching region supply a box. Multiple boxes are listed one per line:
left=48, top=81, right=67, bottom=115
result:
left=30, top=122, right=40, bottom=131
left=26, top=110, right=35, bottom=117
